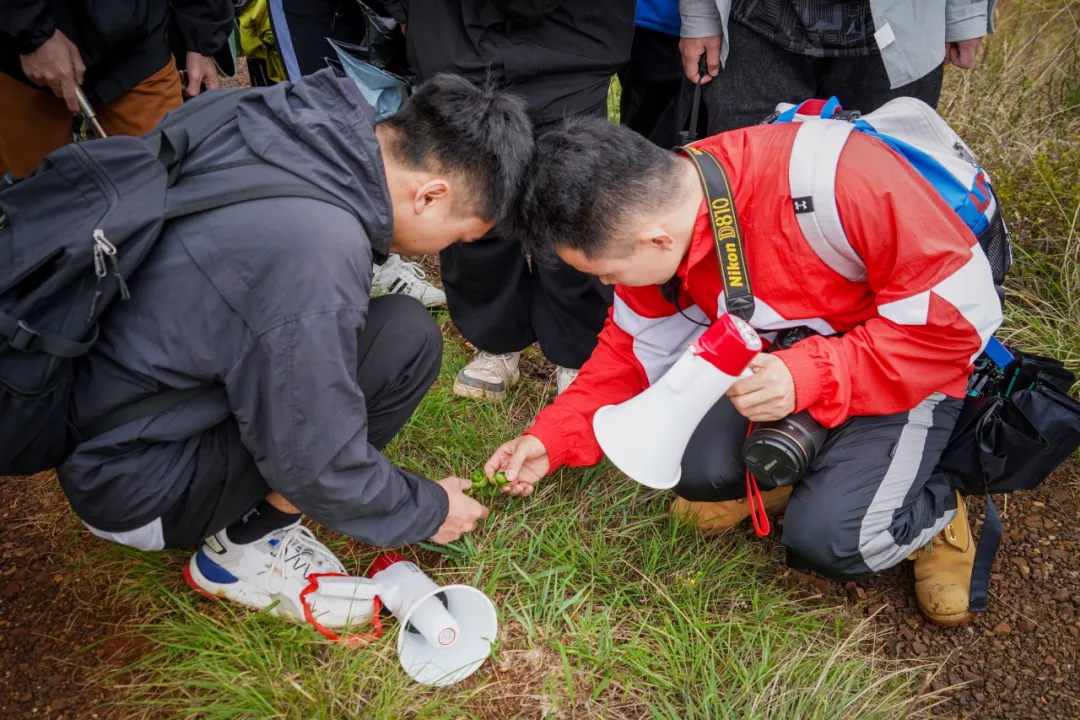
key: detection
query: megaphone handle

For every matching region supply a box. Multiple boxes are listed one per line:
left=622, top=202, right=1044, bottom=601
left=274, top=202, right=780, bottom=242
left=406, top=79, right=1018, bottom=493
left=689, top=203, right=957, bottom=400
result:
left=744, top=422, right=771, bottom=537
left=299, top=573, right=384, bottom=646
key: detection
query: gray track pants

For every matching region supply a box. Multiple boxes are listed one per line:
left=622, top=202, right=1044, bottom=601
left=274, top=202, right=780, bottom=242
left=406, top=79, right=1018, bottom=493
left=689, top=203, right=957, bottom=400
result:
left=674, top=393, right=962, bottom=580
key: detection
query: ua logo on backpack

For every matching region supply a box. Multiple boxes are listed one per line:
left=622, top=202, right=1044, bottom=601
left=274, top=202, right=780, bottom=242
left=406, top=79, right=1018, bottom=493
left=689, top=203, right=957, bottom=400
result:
left=769, top=96, right=1014, bottom=290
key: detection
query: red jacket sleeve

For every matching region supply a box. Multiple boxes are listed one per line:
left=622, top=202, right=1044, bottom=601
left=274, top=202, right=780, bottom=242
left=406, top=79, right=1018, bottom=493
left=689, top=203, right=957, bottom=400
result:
left=526, top=284, right=684, bottom=469
left=774, top=133, right=1003, bottom=427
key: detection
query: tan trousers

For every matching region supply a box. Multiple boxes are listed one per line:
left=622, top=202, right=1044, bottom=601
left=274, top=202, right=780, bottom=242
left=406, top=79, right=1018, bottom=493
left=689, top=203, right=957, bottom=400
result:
left=0, top=56, right=183, bottom=177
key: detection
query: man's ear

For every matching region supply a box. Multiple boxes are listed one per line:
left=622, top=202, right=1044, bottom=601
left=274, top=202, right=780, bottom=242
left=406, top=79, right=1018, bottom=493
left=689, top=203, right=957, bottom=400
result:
left=414, top=178, right=451, bottom=215
left=641, top=227, right=676, bottom=252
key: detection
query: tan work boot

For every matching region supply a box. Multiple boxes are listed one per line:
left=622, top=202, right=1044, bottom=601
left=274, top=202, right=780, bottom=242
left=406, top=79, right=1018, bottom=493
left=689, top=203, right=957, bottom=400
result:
left=672, top=486, right=793, bottom=535
left=910, top=491, right=975, bottom=627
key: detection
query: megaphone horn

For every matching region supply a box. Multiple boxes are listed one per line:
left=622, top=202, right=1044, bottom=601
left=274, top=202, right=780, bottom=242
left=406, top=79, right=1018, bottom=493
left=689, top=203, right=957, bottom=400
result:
left=367, top=553, right=499, bottom=687
left=592, top=312, right=762, bottom=490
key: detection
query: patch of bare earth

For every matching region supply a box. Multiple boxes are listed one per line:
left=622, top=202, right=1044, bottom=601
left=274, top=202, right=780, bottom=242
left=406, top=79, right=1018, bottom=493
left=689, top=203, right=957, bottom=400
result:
left=0, top=471, right=141, bottom=719
left=775, top=461, right=1080, bottom=720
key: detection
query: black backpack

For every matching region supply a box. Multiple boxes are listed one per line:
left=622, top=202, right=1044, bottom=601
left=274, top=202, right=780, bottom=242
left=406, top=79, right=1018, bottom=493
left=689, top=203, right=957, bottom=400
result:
left=0, top=90, right=358, bottom=476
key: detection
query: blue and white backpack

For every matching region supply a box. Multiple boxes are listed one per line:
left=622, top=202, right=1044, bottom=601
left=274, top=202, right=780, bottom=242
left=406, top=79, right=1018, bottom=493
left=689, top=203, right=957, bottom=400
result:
left=768, top=96, right=1013, bottom=293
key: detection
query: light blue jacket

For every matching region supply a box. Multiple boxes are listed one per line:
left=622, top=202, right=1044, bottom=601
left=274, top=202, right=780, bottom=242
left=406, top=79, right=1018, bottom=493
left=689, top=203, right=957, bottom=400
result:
left=678, top=0, right=997, bottom=88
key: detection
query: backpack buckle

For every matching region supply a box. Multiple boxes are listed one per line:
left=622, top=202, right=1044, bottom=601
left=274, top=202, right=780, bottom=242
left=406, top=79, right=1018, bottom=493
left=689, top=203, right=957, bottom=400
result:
left=9, top=321, right=41, bottom=352
left=832, top=110, right=862, bottom=123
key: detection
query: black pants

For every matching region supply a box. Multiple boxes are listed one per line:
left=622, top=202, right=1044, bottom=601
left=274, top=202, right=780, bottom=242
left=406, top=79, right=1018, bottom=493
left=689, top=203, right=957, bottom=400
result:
left=270, top=0, right=367, bottom=80
left=617, top=27, right=708, bottom=150
left=159, top=295, right=442, bottom=548
left=704, top=20, right=945, bottom=133
left=440, top=100, right=615, bottom=369
left=675, top=393, right=962, bottom=581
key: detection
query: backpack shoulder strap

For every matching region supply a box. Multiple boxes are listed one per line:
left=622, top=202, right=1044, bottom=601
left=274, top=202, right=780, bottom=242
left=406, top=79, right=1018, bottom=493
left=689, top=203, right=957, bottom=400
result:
left=788, top=119, right=867, bottom=283
left=153, top=91, right=246, bottom=185
left=163, top=179, right=359, bottom=222
left=680, top=146, right=754, bottom=322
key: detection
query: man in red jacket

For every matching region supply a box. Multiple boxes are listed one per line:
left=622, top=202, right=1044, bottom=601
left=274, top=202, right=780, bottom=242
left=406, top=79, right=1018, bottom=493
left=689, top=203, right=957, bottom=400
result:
left=486, top=116, right=1003, bottom=627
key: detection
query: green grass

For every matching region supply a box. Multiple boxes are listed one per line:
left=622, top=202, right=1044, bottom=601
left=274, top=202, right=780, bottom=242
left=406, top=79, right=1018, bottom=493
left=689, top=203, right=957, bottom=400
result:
left=63, top=2, right=1080, bottom=718
left=81, top=329, right=931, bottom=719
left=939, top=0, right=1080, bottom=380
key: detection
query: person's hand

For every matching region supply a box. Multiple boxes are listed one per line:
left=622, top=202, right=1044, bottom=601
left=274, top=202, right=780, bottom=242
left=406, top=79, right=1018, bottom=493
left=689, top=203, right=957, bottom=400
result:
left=20, top=30, right=85, bottom=113
left=485, top=434, right=550, bottom=497
left=679, top=36, right=722, bottom=84
left=945, top=38, right=982, bottom=70
left=727, top=353, right=796, bottom=422
left=429, top=476, right=490, bottom=543
left=184, top=51, right=220, bottom=98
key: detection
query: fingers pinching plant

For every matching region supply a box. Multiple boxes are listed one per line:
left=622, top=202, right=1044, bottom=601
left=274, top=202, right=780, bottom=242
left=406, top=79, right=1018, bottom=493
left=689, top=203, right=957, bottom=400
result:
left=466, top=468, right=509, bottom=495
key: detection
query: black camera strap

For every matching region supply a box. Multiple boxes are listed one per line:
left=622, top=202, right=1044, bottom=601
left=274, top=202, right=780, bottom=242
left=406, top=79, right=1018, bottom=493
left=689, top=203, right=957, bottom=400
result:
left=679, top=147, right=755, bottom=322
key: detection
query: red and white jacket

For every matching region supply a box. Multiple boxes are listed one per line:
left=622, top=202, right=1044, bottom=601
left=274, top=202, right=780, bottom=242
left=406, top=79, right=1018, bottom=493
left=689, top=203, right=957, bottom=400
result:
left=527, top=123, right=1003, bottom=471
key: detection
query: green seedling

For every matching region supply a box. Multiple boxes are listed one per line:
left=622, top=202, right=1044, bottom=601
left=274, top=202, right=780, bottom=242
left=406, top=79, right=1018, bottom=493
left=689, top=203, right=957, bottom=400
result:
left=468, top=468, right=488, bottom=493
left=464, top=468, right=510, bottom=495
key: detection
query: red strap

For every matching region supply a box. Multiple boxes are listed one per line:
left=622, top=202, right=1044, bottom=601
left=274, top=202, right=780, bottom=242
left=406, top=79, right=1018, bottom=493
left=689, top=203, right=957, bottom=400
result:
left=299, top=572, right=383, bottom=647
left=744, top=422, right=770, bottom=537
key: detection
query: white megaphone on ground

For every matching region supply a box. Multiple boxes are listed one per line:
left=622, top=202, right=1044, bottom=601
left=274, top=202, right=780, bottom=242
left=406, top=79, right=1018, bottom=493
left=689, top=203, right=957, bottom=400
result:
left=592, top=312, right=762, bottom=489
left=316, top=553, right=498, bottom=687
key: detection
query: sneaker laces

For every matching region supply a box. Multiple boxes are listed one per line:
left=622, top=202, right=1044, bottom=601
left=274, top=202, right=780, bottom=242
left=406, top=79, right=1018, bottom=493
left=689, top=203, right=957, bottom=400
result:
left=266, top=525, right=345, bottom=595
left=395, top=258, right=428, bottom=282
left=471, top=351, right=517, bottom=380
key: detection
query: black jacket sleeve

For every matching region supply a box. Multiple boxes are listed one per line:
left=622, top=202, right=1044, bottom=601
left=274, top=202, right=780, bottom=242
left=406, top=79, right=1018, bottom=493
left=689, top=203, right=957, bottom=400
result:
left=382, top=0, right=408, bottom=24
left=169, top=0, right=234, bottom=56
left=224, top=307, right=449, bottom=547
left=1, top=0, right=56, bottom=55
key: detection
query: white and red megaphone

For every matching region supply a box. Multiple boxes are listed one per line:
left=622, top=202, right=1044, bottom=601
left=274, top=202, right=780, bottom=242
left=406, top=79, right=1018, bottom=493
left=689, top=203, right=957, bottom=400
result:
left=316, top=553, right=498, bottom=687
left=592, top=313, right=762, bottom=489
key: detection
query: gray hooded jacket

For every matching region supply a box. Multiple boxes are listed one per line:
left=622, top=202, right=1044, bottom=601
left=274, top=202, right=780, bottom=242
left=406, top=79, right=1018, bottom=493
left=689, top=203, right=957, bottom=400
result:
left=59, top=72, right=449, bottom=546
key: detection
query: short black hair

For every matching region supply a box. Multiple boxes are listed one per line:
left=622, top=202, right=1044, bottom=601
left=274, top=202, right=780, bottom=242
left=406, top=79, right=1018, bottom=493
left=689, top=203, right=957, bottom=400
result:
left=516, top=117, right=683, bottom=264
left=379, top=74, right=534, bottom=230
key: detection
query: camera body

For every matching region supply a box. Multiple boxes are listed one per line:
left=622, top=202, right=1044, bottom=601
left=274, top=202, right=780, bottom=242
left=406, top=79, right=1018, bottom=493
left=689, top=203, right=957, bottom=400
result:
left=741, top=327, right=828, bottom=490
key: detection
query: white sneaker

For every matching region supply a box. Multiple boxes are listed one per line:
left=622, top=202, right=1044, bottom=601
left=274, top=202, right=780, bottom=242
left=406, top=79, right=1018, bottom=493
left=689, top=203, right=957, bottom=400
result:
left=453, top=351, right=521, bottom=399
left=371, top=254, right=447, bottom=308
left=183, top=522, right=374, bottom=629
left=556, top=366, right=578, bottom=395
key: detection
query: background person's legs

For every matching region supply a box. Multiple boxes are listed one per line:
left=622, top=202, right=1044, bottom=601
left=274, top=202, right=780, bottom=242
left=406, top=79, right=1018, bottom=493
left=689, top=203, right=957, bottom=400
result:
left=441, top=234, right=536, bottom=358
left=448, top=102, right=615, bottom=392
left=618, top=27, right=703, bottom=149
left=702, top=21, right=818, bottom=134
left=781, top=394, right=962, bottom=581
left=530, top=101, right=616, bottom=372
left=273, top=0, right=366, bottom=80
left=0, top=57, right=183, bottom=177
left=96, top=57, right=183, bottom=137
left=531, top=245, right=615, bottom=370
left=820, top=57, right=945, bottom=113
left=0, top=71, right=75, bottom=177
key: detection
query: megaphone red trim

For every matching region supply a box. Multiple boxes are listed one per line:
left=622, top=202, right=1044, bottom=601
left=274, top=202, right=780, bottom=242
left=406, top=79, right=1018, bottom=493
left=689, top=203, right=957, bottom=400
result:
left=299, top=572, right=384, bottom=646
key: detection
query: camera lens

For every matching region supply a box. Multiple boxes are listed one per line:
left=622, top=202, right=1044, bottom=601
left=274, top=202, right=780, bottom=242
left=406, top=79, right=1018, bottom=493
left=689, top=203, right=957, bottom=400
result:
left=742, top=411, right=828, bottom=489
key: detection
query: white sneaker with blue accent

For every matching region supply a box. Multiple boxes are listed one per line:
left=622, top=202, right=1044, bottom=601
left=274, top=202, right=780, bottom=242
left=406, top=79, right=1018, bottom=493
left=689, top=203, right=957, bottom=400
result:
left=184, top=522, right=374, bottom=629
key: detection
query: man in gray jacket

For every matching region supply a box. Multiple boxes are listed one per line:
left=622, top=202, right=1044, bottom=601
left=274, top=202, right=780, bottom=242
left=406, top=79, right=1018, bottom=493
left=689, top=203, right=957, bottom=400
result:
left=59, top=70, right=534, bottom=626
left=678, top=0, right=996, bottom=132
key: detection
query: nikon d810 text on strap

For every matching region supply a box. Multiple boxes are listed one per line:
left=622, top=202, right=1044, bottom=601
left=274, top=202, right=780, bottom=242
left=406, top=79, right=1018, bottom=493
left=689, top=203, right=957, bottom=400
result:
left=679, top=147, right=754, bottom=323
